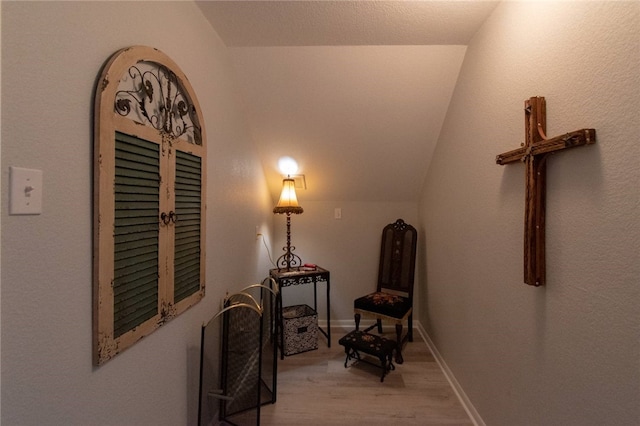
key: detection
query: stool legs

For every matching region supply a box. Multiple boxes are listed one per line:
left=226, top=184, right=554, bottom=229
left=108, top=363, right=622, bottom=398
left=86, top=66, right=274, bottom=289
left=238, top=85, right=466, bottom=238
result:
left=355, top=314, right=407, bottom=364
left=395, top=324, right=404, bottom=364
left=377, top=353, right=395, bottom=382
left=343, top=347, right=359, bottom=368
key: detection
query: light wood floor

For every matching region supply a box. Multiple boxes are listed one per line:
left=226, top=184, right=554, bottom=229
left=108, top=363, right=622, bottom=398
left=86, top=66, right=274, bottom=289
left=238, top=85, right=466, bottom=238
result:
left=257, top=327, right=474, bottom=425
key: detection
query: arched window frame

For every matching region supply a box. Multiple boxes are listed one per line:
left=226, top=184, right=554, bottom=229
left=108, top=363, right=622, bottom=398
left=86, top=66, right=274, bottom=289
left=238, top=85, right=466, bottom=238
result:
left=93, top=46, right=206, bottom=365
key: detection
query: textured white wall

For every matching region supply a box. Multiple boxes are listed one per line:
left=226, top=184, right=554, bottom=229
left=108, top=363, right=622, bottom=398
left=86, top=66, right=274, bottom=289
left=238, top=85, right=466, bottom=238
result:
left=419, top=2, right=639, bottom=425
left=1, top=2, right=273, bottom=425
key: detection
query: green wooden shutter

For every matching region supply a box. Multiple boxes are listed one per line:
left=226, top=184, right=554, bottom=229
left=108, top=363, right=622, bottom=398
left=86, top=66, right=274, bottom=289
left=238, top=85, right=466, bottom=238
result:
left=173, top=151, right=202, bottom=303
left=95, top=46, right=206, bottom=365
left=113, top=132, right=160, bottom=337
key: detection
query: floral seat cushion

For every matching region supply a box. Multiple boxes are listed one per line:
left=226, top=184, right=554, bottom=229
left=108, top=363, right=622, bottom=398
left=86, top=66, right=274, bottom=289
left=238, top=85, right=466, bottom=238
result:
left=354, top=291, right=411, bottom=319
left=338, top=330, right=396, bottom=357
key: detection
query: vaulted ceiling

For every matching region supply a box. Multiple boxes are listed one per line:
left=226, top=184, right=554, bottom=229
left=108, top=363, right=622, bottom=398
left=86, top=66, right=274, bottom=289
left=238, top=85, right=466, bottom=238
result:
left=196, top=1, right=500, bottom=202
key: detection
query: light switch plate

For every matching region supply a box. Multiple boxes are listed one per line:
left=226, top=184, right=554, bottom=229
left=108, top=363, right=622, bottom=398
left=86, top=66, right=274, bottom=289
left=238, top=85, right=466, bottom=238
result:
left=9, top=166, right=43, bottom=215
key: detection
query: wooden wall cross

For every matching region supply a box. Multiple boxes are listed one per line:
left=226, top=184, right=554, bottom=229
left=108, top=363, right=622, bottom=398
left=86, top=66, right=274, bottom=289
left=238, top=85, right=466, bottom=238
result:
left=496, top=96, right=596, bottom=286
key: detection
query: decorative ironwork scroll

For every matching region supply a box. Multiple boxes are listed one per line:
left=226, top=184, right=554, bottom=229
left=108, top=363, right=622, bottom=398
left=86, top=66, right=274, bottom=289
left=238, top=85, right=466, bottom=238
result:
left=115, top=61, right=202, bottom=145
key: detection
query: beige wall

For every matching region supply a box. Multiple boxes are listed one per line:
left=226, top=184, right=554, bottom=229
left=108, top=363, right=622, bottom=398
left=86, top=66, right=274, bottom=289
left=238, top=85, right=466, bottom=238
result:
left=2, top=1, right=638, bottom=425
left=0, top=2, right=419, bottom=423
left=419, top=1, right=639, bottom=425
left=1, top=2, right=273, bottom=424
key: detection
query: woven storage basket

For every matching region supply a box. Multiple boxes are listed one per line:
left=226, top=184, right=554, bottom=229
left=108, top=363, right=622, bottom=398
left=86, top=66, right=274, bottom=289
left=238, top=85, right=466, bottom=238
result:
left=282, top=304, right=318, bottom=355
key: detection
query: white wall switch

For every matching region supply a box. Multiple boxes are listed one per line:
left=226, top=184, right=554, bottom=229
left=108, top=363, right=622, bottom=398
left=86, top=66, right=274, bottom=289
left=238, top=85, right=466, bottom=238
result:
left=9, top=166, right=43, bottom=215
left=334, top=207, right=342, bottom=219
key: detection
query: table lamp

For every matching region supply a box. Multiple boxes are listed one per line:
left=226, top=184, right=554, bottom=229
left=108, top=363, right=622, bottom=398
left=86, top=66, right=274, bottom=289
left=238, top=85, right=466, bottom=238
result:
left=273, top=177, right=303, bottom=270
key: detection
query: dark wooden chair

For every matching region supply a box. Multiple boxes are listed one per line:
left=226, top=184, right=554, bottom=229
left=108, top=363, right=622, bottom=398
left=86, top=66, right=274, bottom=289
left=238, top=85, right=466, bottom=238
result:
left=354, top=219, right=417, bottom=364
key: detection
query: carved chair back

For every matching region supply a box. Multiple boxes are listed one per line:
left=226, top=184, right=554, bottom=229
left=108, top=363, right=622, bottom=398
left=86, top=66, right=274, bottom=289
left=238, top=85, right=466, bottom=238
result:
left=377, top=219, right=417, bottom=299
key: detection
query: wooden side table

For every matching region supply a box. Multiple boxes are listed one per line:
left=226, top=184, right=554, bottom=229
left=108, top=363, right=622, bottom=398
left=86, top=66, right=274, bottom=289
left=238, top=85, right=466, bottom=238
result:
left=270, top=266, right=331, bottom=359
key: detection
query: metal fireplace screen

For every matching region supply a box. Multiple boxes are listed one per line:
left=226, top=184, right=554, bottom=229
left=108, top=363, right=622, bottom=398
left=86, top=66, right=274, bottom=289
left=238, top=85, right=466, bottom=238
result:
left=198, top=280, right=277, bottom=426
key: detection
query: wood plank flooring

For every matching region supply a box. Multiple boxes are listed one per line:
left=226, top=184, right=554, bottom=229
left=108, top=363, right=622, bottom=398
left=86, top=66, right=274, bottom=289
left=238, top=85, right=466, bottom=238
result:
left=257, top=327, right=474, bottom=425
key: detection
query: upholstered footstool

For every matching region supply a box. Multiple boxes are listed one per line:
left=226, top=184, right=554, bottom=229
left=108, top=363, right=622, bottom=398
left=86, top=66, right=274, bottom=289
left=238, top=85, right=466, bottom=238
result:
left=338, top=330, right=395, bottom=382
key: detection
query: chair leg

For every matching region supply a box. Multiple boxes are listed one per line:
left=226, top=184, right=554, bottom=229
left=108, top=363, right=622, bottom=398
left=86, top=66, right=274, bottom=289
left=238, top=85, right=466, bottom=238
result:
left=395, top=323, right=404, bottom=364
left=355, top=313, right=361, bottom=331
left=376, top=319, right=383, bottom=334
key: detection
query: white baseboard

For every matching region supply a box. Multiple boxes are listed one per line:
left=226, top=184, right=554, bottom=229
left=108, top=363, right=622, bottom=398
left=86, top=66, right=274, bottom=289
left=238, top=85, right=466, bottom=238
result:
left=416, top=322, right=485, bottom=426
left=320, top=319, right=484, bottom=426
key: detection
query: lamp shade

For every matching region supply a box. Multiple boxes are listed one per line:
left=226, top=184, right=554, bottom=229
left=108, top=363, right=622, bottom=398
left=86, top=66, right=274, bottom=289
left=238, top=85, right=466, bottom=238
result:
left=273, top=178, right=303, bottom=214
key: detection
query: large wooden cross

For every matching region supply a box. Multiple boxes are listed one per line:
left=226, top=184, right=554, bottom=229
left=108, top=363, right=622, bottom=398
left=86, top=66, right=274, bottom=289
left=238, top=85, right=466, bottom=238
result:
left=496, top=96, right=595, bottom=286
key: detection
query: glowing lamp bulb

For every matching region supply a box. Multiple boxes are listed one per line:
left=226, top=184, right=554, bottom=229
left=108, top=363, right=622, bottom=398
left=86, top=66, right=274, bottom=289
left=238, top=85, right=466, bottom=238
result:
left=278, top=156, right=298, bottom=176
